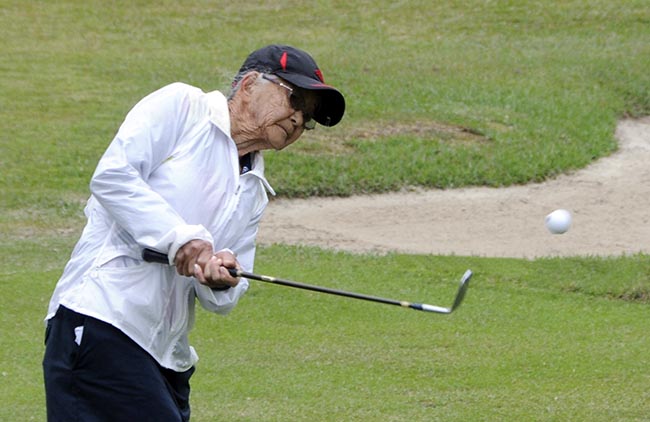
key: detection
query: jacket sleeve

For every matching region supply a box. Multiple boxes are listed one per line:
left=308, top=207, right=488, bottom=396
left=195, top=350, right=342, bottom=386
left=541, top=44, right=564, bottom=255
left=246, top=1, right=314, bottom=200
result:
left=194, top=184, right=266, bottom=314
left=192, top=219, right=256, bottom=314
left=89, top=83, right=213, bottom=262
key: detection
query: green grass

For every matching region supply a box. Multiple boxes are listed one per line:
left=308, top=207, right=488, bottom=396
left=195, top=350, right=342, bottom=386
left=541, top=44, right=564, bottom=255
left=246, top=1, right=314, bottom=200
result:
left=3, top=241, right=650, bottom=421
left=2, top=0, right=650, bottom=206
left=2, top=0, right=650, bottom=420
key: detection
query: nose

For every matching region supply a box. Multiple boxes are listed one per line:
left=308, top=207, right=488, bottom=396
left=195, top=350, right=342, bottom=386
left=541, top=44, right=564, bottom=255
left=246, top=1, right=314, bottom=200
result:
left=289, top=110, right=305, bottom=130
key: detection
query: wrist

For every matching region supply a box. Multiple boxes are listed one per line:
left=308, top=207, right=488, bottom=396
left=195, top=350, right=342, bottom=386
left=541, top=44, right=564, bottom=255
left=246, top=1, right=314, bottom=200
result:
left=215, top=248, right=236, bottom=257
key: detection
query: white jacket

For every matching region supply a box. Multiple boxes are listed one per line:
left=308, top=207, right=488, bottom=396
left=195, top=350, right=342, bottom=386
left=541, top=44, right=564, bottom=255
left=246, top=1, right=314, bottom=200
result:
left=46, top=83, right=274, bottom=371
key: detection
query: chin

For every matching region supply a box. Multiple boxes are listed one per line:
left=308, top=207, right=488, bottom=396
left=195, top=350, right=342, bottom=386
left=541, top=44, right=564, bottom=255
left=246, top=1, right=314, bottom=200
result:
left=265, top=131, right=290, bottom=150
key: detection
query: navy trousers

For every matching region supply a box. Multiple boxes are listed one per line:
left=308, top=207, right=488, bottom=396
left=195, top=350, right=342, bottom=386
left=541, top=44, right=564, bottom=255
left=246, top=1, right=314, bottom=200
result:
left=43, top=306, right=194, bottom=422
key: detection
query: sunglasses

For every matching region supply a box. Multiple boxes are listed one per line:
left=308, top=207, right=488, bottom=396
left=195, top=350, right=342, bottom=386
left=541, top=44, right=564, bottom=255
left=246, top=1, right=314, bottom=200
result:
left=262, top=74, right=316, bottom=130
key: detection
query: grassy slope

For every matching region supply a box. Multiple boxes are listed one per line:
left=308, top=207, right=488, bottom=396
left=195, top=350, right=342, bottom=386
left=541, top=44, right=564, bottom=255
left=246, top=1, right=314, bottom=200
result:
left=2, top=1, right=650, bottom=207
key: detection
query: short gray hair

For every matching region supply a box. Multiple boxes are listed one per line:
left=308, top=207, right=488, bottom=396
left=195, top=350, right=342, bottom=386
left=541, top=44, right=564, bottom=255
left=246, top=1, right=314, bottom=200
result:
left=228, top=66, right=274, bottom=100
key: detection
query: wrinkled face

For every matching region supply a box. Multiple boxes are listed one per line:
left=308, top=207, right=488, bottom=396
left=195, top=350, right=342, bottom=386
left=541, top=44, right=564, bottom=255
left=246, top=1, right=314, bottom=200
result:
left=232, top=72, right=319, bottom=155
left=261, top=74, right=317, bottom=131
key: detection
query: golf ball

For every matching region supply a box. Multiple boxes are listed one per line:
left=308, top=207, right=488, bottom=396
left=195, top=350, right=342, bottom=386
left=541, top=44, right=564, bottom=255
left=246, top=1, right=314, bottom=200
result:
left=545, top=209, right=572, bottom=234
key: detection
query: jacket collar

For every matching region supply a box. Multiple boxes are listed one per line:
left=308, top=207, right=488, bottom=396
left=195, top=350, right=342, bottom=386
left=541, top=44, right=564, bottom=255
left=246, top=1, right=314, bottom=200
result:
left=205, top=90, right=231, bottom=135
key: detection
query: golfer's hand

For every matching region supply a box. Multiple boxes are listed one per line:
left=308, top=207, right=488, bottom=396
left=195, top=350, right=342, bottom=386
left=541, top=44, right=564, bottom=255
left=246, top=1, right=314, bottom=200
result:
left=193, top=250, right=241, bottom=289
left=174, top=239, right=214, bottom=277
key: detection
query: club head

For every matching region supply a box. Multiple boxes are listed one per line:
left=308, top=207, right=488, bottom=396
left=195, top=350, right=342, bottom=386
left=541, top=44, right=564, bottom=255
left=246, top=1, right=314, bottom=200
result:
left=417, top=269, right=472, bottom=314
left=450, top=269, right=472, bottom=312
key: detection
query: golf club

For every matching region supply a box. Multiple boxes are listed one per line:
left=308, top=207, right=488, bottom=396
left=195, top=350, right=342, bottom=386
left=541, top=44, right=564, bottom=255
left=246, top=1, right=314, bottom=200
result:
left=142, top=248, right=472, bottom=314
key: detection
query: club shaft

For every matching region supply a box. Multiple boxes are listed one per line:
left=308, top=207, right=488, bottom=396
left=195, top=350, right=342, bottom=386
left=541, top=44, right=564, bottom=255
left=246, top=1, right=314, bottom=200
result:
left=247, top=270, right=402, bottom=301
left=141, top=248, right=462, bottom=314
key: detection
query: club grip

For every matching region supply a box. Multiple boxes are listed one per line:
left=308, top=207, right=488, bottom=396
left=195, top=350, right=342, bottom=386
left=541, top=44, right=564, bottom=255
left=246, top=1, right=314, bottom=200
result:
left=141, top=248, right=240, bottom=279
left=142, top=248, right=169, bottom=264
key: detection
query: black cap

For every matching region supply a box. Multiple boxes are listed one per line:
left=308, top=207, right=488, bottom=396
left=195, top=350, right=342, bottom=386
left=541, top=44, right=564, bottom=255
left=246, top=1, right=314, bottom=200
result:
left=239, top=45, right=345, bottom=127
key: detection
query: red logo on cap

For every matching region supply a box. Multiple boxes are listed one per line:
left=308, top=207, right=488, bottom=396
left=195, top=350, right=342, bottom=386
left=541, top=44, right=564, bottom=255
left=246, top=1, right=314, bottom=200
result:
left=315, top=69, right=324, bottom=83
left=280, top=52, right=288, bottom=71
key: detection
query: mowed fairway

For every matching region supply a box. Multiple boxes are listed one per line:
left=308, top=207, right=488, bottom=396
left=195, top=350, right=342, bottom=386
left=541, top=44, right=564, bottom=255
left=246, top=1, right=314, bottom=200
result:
left=188, top=249, right=650, bottom=421
left=2, top=1, right=650, bottom=421
left=5, top=244, right=649, bottom=420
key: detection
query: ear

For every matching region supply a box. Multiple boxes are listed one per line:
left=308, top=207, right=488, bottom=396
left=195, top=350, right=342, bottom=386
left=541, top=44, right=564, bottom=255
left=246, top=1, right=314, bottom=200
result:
left=239, top=71, right=261, bottom=96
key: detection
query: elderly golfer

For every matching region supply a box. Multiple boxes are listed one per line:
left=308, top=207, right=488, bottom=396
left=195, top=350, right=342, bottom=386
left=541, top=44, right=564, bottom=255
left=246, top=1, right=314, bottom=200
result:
left=43, top=44, right=345, bottom=421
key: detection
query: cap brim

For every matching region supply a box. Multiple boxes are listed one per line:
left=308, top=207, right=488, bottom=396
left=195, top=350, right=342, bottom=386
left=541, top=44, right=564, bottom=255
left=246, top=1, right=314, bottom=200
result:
left=275, top=71, right=345, bottom=127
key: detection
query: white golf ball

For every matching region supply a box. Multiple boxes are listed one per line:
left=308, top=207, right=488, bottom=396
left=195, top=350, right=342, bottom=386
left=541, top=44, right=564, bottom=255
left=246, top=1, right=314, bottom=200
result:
left=545, top=209, right=572, bottom=234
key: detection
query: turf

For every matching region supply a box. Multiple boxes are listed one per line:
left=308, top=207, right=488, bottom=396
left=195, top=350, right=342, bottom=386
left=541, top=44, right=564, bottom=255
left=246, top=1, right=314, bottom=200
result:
left=2, top=0, right=650, bottom=206
left=188, top=247, right=650, bottom=421
left=3, top=241, right=650, bottom=421
left=2, top=1, right=650, bottom=420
